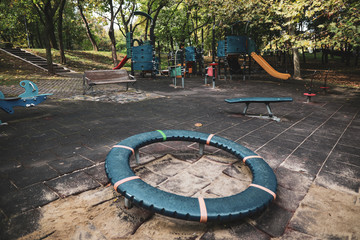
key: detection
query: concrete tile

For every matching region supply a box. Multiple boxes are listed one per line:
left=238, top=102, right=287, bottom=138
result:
left=327, top=150, right=360, bottom=167
left=30, top=129, right=61, bottom=141
left=218, top=128, right=248, bottom=141
left=276, top=186, right=306, bottom=212
left=275, top=167, right=313, bottom=194
left=157, top=171, right=210, bottom=197
left=130, top=215, right=206, bottom=240
left=251, top=203, right=293, bottom=237
left=322, top=157, right=360, bottom=180
left=145, top=154, right=191, bottom=177
left=262, top=138, right=300, bottom=151
left=9, top=164, right=59, bottom=188
left=195, top=174, right=250, bottom=198
left=299, top=139, right=334, bottom=153
left=0, top=177, right=17, bottom=195
left=315, top=125, right=344, bottom=138
left=133, top=165, right=168, bottom=186
left=315, top=170, right=360, bottom=195
left=277, top=229, right=318, bottom=239
left=185, top=158, right=230, bottom=181
left=79, top=146, right=109, bottom=163
left=334, top=144, right=360, bottom=157
left=288, top=185, right=360, bottom=239
left=140, top=142, right=176, bottom=155
left=262, top=124, right=289, bottom=134
left=222, top=163, right=252, bottom=181
left=0, top=183, right=58, bottom=217
left=19, top=151, right=58, bottom=166
left=231, top=222, right=270, bottom=240
left=255, top=146, right=293, bottom=169
left=0, top=208, right=41, bottom=240
left=200, top=222, right=270, bottom=240
left=49, top=155, right=93, bottom=175
left=237, top=135, right=269, bottom=151
left=338, top=137, right=360, bottom=148
left=85, top=163, right=109, bottom=186
left=45, top=171, right=100, bottom=197
left=285, top=126, right=315, bottom=137
left=204, top=152, right=239, bottom=164
left=277, top=131, right=305, bottom=143
left=280, top=147, right=328, bottom=177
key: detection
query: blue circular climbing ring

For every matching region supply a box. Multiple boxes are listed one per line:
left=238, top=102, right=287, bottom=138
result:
left=105, top=130, right=277, bottom=223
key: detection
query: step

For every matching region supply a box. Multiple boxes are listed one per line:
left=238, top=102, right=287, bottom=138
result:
left=24, top=56, right=43, bottom=60
left=55, top=69, right=71, bottom=73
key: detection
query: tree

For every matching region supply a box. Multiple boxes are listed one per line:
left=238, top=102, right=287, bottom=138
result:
left=77, top=0, right=99, bottom=51
left=102, top=0, right=122, bottom=66
left=32, top=0, right=63, bottom=73
left=58, top=0, right=67, bottom=64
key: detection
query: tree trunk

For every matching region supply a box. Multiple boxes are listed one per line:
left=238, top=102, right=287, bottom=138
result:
left=35, top=24, right=43, bottom=48
left=44, top=31, right=54, bottom=74
left=293, top=47, right=301, bottom=79
left=78, top=0, right=98, bottom=51
left=109, top=23, right=117, bottom=67
left=58, top=0, right=66, bottom=64
left=108, top=0, right=118, bottom=67
left=289, top=23, right=301, bottom=79
left=302, top=47, right=306, bottom=64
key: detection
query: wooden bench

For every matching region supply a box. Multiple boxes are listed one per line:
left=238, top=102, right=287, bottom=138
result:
left=83, top=69, right=137, bottom=94
left=225, top=97, right=293, bottom=117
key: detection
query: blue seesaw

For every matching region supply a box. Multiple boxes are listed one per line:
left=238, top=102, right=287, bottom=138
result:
left=0, top=80, right=52, bottom=125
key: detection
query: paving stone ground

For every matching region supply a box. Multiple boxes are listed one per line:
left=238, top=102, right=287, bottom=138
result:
left=0, top=71, right=359, bottom=239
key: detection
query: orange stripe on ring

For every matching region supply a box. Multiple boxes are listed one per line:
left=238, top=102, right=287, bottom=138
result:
left=250, top=184, right=276, bottom=200
left=114, top=176, right=140, bottom=190
left=206, top=134, right=215, bottom=145
left=112, top=145, right=135, bottom=155
left=198, top=197, right=208, bottom=223
left=243, top=155, right=261, bottom=163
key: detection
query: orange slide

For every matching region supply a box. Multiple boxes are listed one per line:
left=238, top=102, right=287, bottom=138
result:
left=251, top=52, right=291, bottom=80
left=113, top=55, right=129, bottom=70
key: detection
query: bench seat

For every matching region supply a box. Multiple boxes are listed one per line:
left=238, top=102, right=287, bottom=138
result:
left=83, top=69, right=137, bottom=94
left=225, top=97, right=293, bottom=117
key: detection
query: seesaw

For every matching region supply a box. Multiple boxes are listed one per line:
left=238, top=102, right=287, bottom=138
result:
left=0, top=80, right=52, bottom=125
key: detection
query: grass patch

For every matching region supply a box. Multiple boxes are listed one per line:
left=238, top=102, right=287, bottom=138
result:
left=1, top=48, right=358, bottom=89
left=0, top=51, right=64, bottom=86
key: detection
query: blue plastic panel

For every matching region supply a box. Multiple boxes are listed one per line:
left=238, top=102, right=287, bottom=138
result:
left=185, top=47, right=196, bottom=62
left=132, top=45, right=153, bottom=62
left=0, top=95, right=49, bottom=114
left=226, top=36, right=248, bottom=54
left=247, top=38, right=257, bottom=54
left=217, top=40, right=226, bottom=58
left=133, top=62, right=153, bottom=71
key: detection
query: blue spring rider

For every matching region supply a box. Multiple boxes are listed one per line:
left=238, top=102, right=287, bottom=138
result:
left=0, top=80, right=52, bottom=125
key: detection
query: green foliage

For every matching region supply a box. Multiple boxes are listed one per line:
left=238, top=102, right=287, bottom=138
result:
left=0, top=0, right=358, bottom=62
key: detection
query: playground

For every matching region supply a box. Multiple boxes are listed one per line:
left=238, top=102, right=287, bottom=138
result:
left=1, top=43, right=360, bottom=239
